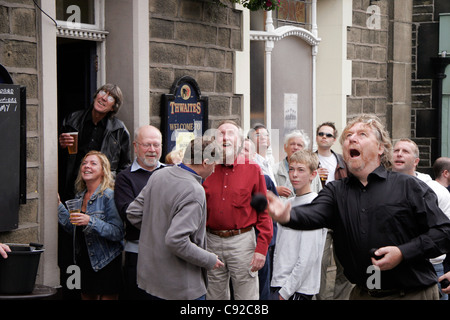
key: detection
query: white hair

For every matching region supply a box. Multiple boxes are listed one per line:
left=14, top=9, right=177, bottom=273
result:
left=284, top=130, right=310, bottom=149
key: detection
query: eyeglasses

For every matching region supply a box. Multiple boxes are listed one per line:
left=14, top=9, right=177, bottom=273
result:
left=318, top=132, right=334, bottom=138
left=98, top=90, right=116, bottom=104
left=136, top=142, right=161, bottom=150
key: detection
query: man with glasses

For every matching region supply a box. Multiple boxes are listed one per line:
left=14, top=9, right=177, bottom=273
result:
left=59, top=83, right=132, bottom=201
left=58, top=83, right=131, bottom=299
left=115, top=125, right=165, bottom=299
left=315, top=122, right=347, bottom=185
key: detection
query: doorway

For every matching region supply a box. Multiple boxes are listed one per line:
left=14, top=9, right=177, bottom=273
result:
left=57, top=38, right=97, bottom=200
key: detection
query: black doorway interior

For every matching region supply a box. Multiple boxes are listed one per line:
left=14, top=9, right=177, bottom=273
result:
left=57, top=38, right=97, bottom=198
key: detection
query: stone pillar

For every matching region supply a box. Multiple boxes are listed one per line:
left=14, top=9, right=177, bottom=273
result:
left=387, top=0, right=413, bottom=140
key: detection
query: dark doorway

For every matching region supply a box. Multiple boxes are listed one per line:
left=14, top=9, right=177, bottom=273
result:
left=57, top=38, right=97, bottom=129
left=57, top=38, right=97, bottom=199
left=56, top=38, right=97, bottom=300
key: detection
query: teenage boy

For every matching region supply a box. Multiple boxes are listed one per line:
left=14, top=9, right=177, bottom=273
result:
left=271, top=150, right=327, bottom=300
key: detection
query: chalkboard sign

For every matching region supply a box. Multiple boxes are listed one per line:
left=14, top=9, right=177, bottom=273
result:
left=161, top=76, right=208, bottom=158
left=0, top=84, right=26, bottom=232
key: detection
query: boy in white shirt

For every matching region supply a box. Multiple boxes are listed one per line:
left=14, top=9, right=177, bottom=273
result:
left=271, top=150, right=327, bottom=300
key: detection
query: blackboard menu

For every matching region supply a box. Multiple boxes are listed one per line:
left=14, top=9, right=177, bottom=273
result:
left=0, top=84, right=25, bottom=232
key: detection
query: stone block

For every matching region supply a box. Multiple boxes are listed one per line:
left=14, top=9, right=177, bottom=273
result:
left=150, top=42, right=188, bottom=65
left=150, top=67, right=174, bottom=90
left=180, top=0, right=203, bottom=20
left=1, top=40, right=37, bottom=69
left=218, top=28, right=231, bottom=48
left=216, top=72, right=232, bottom=93
left=208, top=95, right=231, bottom=116
left=149, top=0, right=178, bottom=18
left=0, top=6, right=10, bottom=34
left=150, top=18, right=174, bottom=40
left=206, top=48, right=226, bottom=69
left=175, top=21, right=217, bottom=45
left=188, top=47, right=206, bottom=67
left=10, top=8, right=36, bottom=37
left=197, top=71, right=215, bottom=92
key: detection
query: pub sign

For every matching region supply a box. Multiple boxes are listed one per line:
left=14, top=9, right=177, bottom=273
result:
left=161, top=76, right=208, bottom=158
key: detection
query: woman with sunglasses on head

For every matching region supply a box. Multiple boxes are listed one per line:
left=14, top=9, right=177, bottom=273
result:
left=57, top=84, right=131, bottom=299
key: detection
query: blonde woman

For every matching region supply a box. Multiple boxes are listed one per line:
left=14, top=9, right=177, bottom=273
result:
left=58, top=151, right=124, bottom=300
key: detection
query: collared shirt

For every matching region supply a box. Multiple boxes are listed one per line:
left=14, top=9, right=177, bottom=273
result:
left=115, top=159, right=165, bottom=252
left=285, top=166, right=450, bottom=290
left=254, top=153, right=277, bottom=187
left=203, top=157, right=273, bottom=255
left=130, top=158, right=163, bottom=173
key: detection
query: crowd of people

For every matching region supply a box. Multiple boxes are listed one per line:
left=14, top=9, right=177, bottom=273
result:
left=2, top=83, right=450, bottom=301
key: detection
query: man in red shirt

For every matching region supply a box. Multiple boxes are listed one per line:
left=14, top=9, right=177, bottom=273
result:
left=203, top=120, right=273, bottom=300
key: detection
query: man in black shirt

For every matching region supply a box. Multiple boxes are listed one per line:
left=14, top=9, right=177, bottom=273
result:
left=267, top=114, right=450, bottom=300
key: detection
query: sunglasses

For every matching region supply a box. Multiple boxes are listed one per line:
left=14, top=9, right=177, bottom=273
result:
left=318, top=132, right=334, bottom=138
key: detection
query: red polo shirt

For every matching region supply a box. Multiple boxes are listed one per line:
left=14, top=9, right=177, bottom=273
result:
left=203, top=156, right=273, bottom=255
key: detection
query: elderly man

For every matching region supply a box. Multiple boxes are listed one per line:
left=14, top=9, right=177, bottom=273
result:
left=273, top=130, right=322, bottom=199
left=203, top=120, right=273, bottom=300
left=114, top=125, right=165, bottom=299
left=267, top=114, right=450, bottom=300
left=127, top=137, right=223, bottom=300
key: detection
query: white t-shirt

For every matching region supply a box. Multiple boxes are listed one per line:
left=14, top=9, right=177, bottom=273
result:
left=417, top=173, right=450, bottom=264
left=318, top=154, right=337, bottom=184
left=271, top=192, right=327, bottom=298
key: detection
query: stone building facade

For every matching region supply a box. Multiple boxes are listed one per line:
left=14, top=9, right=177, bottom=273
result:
left=148, top=0, right=244, bottom=129
left=0, top=0, right=448, bottom=293
left=0, top=2, right=40, bottom=244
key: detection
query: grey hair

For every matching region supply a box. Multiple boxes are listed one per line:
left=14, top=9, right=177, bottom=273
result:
left=284, top=130, right=310, bottom=149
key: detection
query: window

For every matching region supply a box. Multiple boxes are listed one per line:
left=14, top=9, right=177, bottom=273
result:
left=276, top=0, right=312, bottom=30
left=56, top=0, right=104, bottom=31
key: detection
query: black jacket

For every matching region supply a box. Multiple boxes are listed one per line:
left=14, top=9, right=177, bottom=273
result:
left=59, top=108, right=131, bottom=200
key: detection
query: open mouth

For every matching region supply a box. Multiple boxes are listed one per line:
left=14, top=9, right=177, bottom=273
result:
left=350, top=149, right=360, bottom=158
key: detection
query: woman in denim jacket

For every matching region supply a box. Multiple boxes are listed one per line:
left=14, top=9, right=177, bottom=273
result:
left=58, top=151, right=124, bottom=300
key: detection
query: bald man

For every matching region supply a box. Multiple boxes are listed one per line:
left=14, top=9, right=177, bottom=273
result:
left=114, top=125, right=166, bottom=299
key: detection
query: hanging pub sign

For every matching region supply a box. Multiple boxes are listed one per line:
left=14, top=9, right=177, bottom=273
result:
left=161, top=76, right=208, bottom=158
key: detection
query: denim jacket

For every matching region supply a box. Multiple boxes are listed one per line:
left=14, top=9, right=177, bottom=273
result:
left=58, top=186, right=124, bottom=271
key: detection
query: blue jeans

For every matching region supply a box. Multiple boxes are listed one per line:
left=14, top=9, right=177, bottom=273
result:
left=433, top=262, right=448, bottom=300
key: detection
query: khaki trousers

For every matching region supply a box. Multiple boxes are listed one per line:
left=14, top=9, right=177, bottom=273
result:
left=206, top=229, right=259, bottom=300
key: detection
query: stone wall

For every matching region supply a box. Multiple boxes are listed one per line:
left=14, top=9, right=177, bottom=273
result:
left=148, top=0, right=243, bottom=128
left=0, top=0, right=40, bottom=244
left=347, top=0, right=414, bottom=157
left=412, top=0, right=439, bottom=173
left=347, top=0, right=390, bottom=125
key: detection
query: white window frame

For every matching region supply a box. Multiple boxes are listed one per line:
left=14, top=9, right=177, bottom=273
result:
left=249, top=2, right=320, bottom=132
left=55, top=0, right=107, bottom=86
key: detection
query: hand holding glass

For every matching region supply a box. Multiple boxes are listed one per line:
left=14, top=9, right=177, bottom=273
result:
left=66, top=199, right=82, bottom=225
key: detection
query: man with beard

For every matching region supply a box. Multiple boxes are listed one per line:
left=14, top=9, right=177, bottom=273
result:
left=267, top=114, right=450, bottom=300
left=115, top=125, right=165, bottom=299
left=203, top=120, right=273, bottom=300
